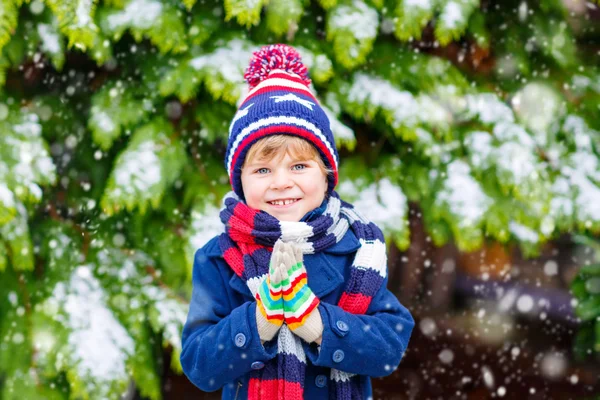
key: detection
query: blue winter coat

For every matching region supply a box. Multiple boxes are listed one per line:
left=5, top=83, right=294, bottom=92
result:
left=180, top=229, right=415, bottom=399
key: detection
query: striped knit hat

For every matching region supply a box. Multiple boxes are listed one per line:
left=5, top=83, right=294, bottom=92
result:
left=225, top=44, right=339, bottom=200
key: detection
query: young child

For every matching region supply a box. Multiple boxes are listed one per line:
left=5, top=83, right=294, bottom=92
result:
left=180, top=44, right=414, bottom=400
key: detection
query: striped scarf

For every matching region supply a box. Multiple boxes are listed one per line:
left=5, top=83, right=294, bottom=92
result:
left=218, top=191, right=387, bottom=400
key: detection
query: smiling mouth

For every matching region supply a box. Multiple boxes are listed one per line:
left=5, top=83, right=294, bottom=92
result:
left=267, top=198, right=301, bottom=207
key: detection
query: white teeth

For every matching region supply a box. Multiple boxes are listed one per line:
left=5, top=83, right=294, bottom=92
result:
left=270, top=199, right=297, bottom=206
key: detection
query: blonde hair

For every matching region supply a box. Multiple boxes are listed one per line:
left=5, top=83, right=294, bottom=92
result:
left=243, top=135, right=333, bottom=176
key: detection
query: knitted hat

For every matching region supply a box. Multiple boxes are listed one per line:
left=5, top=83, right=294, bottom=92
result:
left=225, top=44, right=339, bottom=200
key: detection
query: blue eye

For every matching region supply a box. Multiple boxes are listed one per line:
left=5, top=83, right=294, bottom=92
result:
left=256, top=168, right=270, bottom=174
left=293, top=164, right=306, bottom=170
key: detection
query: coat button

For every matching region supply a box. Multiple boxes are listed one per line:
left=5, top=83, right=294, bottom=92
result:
left=332, top=349, right=345, bottom=363
left=251, top=361, right=265, bottom=370
left=234, top=333, right=246, bottom=348
left=336, top=320, right=349, bottom=332
left=315, top=374, right=327, bottom=388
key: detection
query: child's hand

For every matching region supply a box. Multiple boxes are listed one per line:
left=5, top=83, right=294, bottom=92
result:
left=255, top=239, right=286, bottom=342
left=280, top=242, right=324, bottom=343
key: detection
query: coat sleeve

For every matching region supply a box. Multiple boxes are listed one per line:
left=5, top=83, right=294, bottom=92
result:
left=180, top=244, right=278, bottom=392
left=304, top=275, right=414, bottom=377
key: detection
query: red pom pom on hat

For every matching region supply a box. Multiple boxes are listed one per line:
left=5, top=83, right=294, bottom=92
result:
left=244, top=44, right=311, bottom=90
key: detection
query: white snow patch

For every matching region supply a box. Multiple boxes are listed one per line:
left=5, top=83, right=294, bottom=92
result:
left=337, top=178, right=407, bottom=233
left=114, top=141, right=162, bottom=193
left=145, top=286, right=187, bottom=352
left=91, top=108, right=117, bottom=133
left=329, top=0, right=379, bottom=40
left=37, top=24, right=61, bottom=54
left=404, top=0, right=432, bottom=9
left=189, top=204, right=225, bottom=251
left=509, top=221, right=538, bottom=243
left=75, top=0, right=94, bottom=27
left=440, top=1, right=466, bottom=29
left=0, top=183, right=15, bottom=208
left=107, top=0, right=163, bottom=30
left=47, top=265, right=134, bottom=388
left=466, top=93, right=514, bottom=125
left=437, top=161, right=491, bottom=228
left=347, top=73, right=420, bottom=127
left=322, top=105, right=355, bottom=143
left=190, top=39, right=254, bottom=84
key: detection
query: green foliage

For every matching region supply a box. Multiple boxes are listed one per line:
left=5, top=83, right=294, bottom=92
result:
left=98, top=0, right=188, bottom=54
left=223, top=0, right=268, bottom=27
left=88, top=80, right=149, bottom=150
left=45, top=0, right=99, bottom=50
left=571, top=261, right=600, bottom=359
left=265, top=0, right=305, bottom=36
left=0, top=0, right=20, bottom=54
left=100, top=117, right=188, bottom=215
left=0, top=0, right=599, bottom=397
left=326, top=0, right=379, bottom=69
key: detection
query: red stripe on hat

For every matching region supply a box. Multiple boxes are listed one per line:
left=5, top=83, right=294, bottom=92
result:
left=230, top=125, right=338, bottom=186
left=243, top=84, right=317, bottom=105
left=268, top=70, right=309, bottom=85
left=338, top=292, right=372, bottom=314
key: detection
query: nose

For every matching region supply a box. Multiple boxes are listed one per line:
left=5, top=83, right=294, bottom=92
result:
left=270, top=169, right=293, bottom=190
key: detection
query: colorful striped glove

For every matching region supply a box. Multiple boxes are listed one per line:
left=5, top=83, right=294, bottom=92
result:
left=255, top=240, right=286, bottom=342
left=280, top=242, right=324, bottom=343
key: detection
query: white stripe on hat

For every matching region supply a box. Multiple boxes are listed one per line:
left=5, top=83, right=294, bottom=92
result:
left=226, top=115, right=338, bottom=176
left=244, top=69, right=315, bottom=99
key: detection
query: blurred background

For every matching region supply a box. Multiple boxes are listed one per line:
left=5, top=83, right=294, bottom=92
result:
left=0, top=0, right=599, bottom=399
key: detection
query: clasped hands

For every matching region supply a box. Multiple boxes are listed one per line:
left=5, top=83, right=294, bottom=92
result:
left=256, top=239, right=323, bottom=344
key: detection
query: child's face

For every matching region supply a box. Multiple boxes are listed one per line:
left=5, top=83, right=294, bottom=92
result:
left=241, top=151, right=328, bottom=222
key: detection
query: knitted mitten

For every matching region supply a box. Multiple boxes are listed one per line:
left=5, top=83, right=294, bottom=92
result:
left=280, top=242, right=324, bottom=343
left=255, top=240, right=286, bottom=342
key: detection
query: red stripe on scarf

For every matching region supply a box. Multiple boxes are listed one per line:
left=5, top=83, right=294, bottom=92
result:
left=338, top=292, right=372, bottom=314
left=281, top=379, right=304, bottom=399
left=223, top=247, right=245, bottom=277
left=234, top=201, right=259, bottom=224
left=248, top=378, right=304, bottom=400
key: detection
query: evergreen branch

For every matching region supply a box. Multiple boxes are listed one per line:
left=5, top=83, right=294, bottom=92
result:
left=265, top=0, right=304, bottom=36
left=223, top=0, right=268, bottom=27
left=326, top=0, right=379, bottom=69
left=45, top=0, right=99, bottom=50
left=100, top=118, right=188, bottom=215
left=0, top=0, right=20, bottom=54
left=434, top=0, right=480, bottom=46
